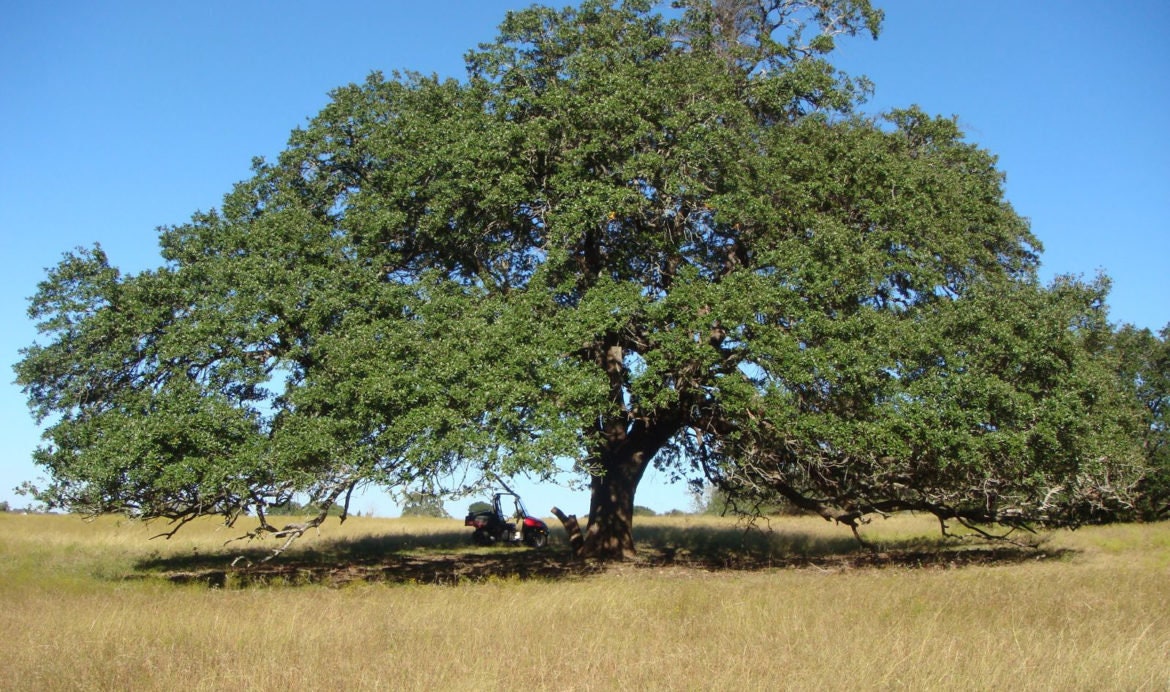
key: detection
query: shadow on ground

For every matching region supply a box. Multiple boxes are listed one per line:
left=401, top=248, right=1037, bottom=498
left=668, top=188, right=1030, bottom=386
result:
left=135, top=523, right=1071, bottom=589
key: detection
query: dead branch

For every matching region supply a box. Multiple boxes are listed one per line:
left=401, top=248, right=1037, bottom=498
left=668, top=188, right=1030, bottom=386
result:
left=551, top=506, right=584, bottom=556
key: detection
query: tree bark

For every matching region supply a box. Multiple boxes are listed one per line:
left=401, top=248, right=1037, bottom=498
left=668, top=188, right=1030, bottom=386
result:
left=550, top=506, right=584, bottom=555
left=581, top=458, right=644, bottom=560
left=577, top=415, right=680, bottom=560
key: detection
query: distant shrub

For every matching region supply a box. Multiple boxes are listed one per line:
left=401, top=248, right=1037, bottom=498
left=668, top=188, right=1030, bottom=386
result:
left=633, top=505, right=657, bottom=517
left=699, top=485, right=800, bottom=517
left=266, top=500, right=345, bottom=517
left=401, top=492, right=450, bottom=518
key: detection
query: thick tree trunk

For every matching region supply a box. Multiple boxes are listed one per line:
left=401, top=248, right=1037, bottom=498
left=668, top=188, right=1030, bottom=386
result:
left=572, top=332, right=683, bottom=560
left=581, top=457, right=644, bottom=560
left=576, top=416, right=680, bottom=560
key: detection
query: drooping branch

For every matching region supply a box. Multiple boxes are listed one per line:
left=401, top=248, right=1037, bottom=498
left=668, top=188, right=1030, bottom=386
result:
left=700, top=436, right=1089, bottom=548
left=226, top=479, right=358, bottom=564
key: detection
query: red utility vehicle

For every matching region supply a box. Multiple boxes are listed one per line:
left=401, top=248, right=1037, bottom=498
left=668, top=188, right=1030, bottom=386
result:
left=464, top=492, right=549, bottom=548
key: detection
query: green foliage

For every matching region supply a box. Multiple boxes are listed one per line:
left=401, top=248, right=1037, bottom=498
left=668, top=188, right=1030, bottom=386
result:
left=1113, top=324, right=1170, bottom=519
left=13, top=0, right=1149, bottom=555
left=632, top=505, right=657, bottom=517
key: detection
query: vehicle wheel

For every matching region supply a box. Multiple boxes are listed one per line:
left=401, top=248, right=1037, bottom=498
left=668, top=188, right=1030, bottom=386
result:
left=525, top=531, right=548, bottom=549
left=471, top=529, right=493, bottom=546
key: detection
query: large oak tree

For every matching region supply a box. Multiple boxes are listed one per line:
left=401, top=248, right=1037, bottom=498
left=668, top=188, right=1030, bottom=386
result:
left=16, top=0, right=1145, bottom=559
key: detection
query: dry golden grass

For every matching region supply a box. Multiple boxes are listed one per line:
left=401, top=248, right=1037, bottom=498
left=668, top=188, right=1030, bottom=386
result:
left=1, top=511, right=1168, bottom=690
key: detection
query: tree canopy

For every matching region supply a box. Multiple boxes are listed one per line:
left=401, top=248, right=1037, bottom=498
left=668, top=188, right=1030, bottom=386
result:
left=1112, top=324, right=1170, bottom=519
left=16, top=0, right=1152, bottom=559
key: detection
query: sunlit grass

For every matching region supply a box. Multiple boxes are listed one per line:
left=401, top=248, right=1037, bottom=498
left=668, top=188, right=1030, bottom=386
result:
left=2, top=511, right=1168, bottom=690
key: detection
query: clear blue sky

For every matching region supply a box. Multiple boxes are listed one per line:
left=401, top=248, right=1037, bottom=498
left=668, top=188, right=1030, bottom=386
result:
left=2, top=1, right=1167, bottom=517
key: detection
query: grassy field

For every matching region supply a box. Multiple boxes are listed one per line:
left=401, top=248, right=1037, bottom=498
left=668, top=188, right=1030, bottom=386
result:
left=1, top=511, right=1167, bottom=690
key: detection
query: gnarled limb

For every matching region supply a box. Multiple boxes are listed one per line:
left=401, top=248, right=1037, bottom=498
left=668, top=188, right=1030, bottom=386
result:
left=226, top=480, right=357, bottom=563
left=551, top=506, right=584, bottom=556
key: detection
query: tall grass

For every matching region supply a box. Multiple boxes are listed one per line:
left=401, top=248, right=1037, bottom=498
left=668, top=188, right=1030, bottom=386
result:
left=2, top=512, right=1167, bottom=690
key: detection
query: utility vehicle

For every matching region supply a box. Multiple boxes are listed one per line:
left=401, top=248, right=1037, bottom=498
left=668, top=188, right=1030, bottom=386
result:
left=464, top=492, right=549, bottom=548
